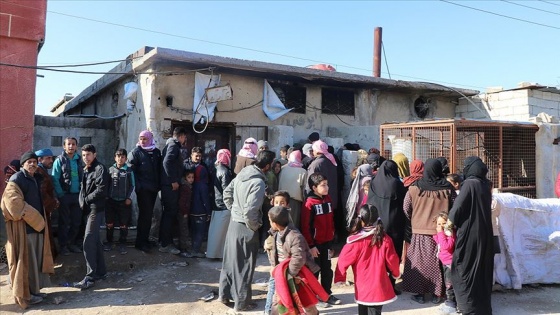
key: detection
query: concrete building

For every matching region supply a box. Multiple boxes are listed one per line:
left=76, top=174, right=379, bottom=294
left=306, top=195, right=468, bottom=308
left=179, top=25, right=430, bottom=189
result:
left=0, top=0, right=46, bottom=191
left=50, top=46, right=478, bottom=161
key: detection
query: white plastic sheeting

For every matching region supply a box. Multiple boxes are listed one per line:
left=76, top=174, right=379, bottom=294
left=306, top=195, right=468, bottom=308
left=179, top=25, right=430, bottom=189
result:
left=124, top=82, right=138, bottom=112
left=193, top=72, right=220, bottom=124
left=263, top=80, right=293, bottom=121
left=493, top=193, right=560, bottom=289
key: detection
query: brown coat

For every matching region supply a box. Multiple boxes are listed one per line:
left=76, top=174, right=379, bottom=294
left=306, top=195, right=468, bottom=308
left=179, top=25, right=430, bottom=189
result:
left=1, top=182, right=55, bottom=309
left=408, top=185, right=453, bottom=235
left=35, top=166, right=58, bottom=258
left=265, top=224, right=320, bottom=275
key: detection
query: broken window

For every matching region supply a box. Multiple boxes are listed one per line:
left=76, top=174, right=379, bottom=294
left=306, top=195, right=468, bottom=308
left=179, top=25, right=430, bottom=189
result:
left=321, top=88, right=355, bottom=116
left=268, top=81, right=306, bottom=114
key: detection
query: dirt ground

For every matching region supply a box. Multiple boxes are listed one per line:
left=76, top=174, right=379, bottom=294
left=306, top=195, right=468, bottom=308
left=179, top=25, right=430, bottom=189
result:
left=1, top=244, right=559, bottom=315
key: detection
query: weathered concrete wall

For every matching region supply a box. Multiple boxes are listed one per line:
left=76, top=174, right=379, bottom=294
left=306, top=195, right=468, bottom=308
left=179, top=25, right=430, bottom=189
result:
left=33, top=115, right=118, bottom=166
left=535, top=123, right=560, bottom=198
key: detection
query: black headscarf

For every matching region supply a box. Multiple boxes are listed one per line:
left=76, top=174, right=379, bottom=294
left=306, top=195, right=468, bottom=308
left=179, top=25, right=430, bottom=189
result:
left=462, top=156, right=488, bottom=180
left=436, top=156, right=450, bottom=175
left=371, top=160, right=401, bottom=199
left=416, top=158, right=453, bottom=191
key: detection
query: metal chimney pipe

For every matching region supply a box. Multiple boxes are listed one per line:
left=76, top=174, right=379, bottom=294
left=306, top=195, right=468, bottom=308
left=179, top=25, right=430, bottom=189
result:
left=373, top=27, right=382, bottom=77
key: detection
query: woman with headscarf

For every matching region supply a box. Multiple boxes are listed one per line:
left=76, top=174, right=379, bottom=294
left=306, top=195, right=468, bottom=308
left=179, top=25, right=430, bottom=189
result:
left=234, top=137, right=258, bottom=175
left=345, top=164, right=373, bottom=228
left=393, top=153, right=410, bottom=180
left=301, top=143, right=314, bottom=170
left=436, top=157, right=450, bottom=176
left=277, top=150, right=307, bottom=228
left=403, top=160, right=424, bottom=189
left=206, top=149, right=234, bottom=259
left=127, top=130, right=162, bottom=253
left=449, top=157, right=493, bottom=315
left=401, top=158, right=456, bottom=304
left=367, top=160, right=407, bottom=294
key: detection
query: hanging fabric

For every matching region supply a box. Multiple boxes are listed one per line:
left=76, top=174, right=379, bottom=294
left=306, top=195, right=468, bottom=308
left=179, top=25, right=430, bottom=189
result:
left=193, top=72, right=221, bottom=124
left=263, top=80, right=293, bottom=121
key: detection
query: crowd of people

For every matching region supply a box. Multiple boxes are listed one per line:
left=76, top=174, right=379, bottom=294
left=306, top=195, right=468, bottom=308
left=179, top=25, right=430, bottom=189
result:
left=0, top=127, right=518, bottom=314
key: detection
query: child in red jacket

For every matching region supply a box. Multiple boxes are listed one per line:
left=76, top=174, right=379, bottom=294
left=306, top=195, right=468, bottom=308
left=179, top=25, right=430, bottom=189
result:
left=433, top=212, right=456, bottom=311
left=301, top=173, right=339, bottom=306
left=335, top=204, right=400, bottom=315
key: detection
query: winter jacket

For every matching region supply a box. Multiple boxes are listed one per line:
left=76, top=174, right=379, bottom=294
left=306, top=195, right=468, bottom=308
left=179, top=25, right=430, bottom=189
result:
left=306, top=155, right=339, bottom=208
left=8, top=170, right=44, bottom=234
left=108, top=164, right=135, bottom=201
left=160, top=138, right=183, bottom=186
left=278, top=164, right=306, bottom=202
left=214, top=163, right=233, bottom=209
left=335, top=228, right=400, bottom=305
left=433, top=230, right=455, bottom=266
left=79, top=159, right=109, bottom=213
left=407, top=185, right=454, bottom=235
left=36, top=165, right=57, bottom=216
left=179, top=180, right=192, bottom=216
left=127, top=146, right=161, bottom=192
left=191, top=164, right=211, bottom=216
left=301, top=192, right=334, bottom=246
left=223, top=164, right=266, bottom=232
left=52, top=152, right=82, bottom=197
left=266, top=224, right=320, bottom=275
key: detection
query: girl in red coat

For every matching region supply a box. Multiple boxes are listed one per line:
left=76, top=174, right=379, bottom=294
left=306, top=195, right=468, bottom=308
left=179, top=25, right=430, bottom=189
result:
left=334, top=204, right=401, bottom=315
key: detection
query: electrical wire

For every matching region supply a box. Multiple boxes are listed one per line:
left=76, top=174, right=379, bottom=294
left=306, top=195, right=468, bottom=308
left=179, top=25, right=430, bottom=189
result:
left=538, top=0, right=560, bottom=7
left=381, top=42, right=391, bottom=80
left=3, top=0, right=486, bottom=90
left=37, top=58, right=140, bottom=68
left=0, top=62, right=214, bottom=75
left=440, top=0, right=560, bottom=30
left=501, top=0, right=560, bottom=16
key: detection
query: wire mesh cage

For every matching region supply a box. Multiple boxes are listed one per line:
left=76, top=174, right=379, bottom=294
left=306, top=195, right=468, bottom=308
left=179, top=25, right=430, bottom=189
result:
left=380, top=119, right=538, bottom=198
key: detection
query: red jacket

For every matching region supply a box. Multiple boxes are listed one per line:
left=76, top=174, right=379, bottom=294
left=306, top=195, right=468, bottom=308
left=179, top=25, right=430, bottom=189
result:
left=433, top=231, right=455, bottom=266
left=555, top=172, right=560, bottom=198
left=301, top=193, right=334, bottom=246
left=335, top=228, right=400, bottom=305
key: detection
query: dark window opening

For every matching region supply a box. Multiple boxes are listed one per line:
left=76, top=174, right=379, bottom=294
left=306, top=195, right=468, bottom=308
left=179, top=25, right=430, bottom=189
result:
left=80, top=137, right=92, bottom=145
left=268, top=81, right=306, bottom=114
left=321, top=88, right=355, bottom=116
left=414, top=97, right=431, bottom=119
left=51, top=136, right=63, bottom=147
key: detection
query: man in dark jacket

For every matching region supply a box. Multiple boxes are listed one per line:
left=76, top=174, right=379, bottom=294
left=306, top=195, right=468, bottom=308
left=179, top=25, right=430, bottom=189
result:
left=159, top=127, right=187, bottom=255
left=74, top=144, right=109, bottom=290
left=128, top=130, right=162, bottom=253
left=35, top=148, right=59, bottom=258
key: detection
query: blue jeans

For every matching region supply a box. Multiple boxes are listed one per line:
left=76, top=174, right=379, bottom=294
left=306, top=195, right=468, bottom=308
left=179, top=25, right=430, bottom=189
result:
left=264, top=276, right=275, bottom=315
left=190, top=215, right=207, bottom=253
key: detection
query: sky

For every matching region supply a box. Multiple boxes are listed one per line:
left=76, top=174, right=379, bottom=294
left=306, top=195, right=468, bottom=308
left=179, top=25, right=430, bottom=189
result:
left=33, top=0, right=560, bottom=116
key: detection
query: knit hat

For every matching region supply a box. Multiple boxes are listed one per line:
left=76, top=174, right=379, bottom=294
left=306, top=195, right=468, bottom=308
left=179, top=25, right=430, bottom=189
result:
left=35, top=148, right=54, bottom=157
left=20, top=151, right=38, bottom=165
left=257, top=140, right=268, bottom=150
left=308, top=132, right=320, bottom=143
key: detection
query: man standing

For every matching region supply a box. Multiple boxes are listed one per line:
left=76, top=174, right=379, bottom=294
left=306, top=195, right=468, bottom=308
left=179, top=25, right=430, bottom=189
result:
left=74, top=144, right=109, bottom=290
left=184, top=146, right=210, bottom=257
left=219, top=150, right=275, bottom=313
left=127, top=130, right=162, bottom=253
left=159, top=127, right=187, bottom=255
left=1, top=152, right=54, bottom=308
left=52, top=137, right=83, bottom=255
left=35, top=148, right=59, bottom=258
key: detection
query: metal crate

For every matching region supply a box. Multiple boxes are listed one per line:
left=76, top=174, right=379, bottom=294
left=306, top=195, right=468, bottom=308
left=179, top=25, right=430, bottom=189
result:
left=380, top=119, right=538, bottom=198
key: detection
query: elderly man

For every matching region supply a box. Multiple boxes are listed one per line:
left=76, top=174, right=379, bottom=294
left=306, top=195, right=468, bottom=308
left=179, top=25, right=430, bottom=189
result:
left=1, top=152, right=54, bottom=309
left=219, top=150, right=275, bottom=314
left=35, top=148, right=59, bottom=258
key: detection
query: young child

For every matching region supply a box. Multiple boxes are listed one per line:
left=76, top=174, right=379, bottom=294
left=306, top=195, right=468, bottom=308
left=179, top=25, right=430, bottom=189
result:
left=178, top=169, right=194, bottom=259
left=105, top=149, right=135, bottom=254
left=433, top=212, right=456, bottom=311
left=335, top=204, right=401, bottom=315
left=264, top=190, right=292, bottom=314
left=446, top=173, right=462, bottom=195
left=301, top=173, right=340, bottom=306
left=266, top=206, right=321, bottom=315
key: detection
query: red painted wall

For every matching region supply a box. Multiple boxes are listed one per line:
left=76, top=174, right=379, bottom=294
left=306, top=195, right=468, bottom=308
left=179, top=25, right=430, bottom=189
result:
left=0, top=0, right=46, bottom=191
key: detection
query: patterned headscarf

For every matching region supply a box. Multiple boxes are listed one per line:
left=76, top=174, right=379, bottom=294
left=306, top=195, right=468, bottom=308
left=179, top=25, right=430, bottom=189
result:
left=216, top=149, right=231, bottom=167
left=287, top=150, right=303, bottom=168
left=238, top=137, right=258, bottom=158
left=312, top=140, right=337, bottom=166
left=137, top=130, right=156, bottom=151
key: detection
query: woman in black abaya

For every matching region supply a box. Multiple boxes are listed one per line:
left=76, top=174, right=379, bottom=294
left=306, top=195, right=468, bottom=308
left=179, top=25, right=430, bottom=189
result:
left=449, top=156, right=493, bottom=315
